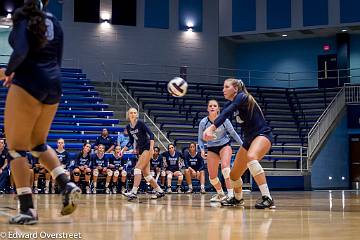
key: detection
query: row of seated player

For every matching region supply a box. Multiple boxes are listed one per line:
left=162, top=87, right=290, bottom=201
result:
left=0, top=139, right=209, bottom=195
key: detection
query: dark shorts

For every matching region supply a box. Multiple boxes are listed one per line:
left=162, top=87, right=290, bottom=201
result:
left=13, top=81, right=61, bottom=105
left=187, top=166, right=203, bottom=172
left=242, top=130, right=274, bottom=151
left=207, top=141, right=231, bottom=155
left=138, top=144, right=151, bottom=155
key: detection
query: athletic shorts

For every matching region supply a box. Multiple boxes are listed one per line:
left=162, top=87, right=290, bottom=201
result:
left=207, top=141, right=231, bottom=155
left=242, top=129, right=274, bottom=151
left=138, top=144, right=150, bottom=155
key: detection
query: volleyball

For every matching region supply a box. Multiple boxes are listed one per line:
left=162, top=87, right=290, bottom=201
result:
left=167, top=77, right=188, bottom=97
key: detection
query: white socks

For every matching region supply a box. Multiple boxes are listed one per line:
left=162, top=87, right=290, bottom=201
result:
left=234, top=192, right=243, bottom=200
left=259, top=184, right=272, bottom=199
left=227, top=189, right=234, bottom=197
left=131, top=186, right=139, bottom=194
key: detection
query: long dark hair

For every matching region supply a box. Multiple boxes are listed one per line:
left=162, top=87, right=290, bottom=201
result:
left=13, top=0, right=48, bottom=48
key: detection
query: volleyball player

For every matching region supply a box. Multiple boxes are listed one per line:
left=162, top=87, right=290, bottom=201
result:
left=0, top=0, right=80, bottom=224
left=162, top=143, right=183, bottom=194
left=184, top=142, right=206, bottom=194
left=91, top=144, right=110, bottom=194
left=121, top=108, right=165, bottom=200
left=53, top=138, right=70, bottom=193
left=150, top=146, right=165, bottom=188
left=108, top=145, right=123, bottom=194
left=198, top=99, right=243, bottom=202
left=73, top=143, right=92, bottom=194
left=203, top=79, right=275, bottom=209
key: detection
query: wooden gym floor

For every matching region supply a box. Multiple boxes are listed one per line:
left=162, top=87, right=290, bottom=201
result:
left=0, top=191, right=360, bottom=239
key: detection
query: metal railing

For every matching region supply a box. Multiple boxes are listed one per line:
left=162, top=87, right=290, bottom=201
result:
left=308, top=84, right=360, bottom=162
left=113, top=77, right=171, bottom=151
left=231, top=144, right=308, bottom=172
left=345, top=84, right=360, bottom=103
left=307, top=88, right=345, bottom=161
left=116, top=62, right=360, bottom=88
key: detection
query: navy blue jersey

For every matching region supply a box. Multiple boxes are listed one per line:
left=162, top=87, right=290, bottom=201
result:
left=90, top=153, right=108, bottom=168
left=95, top=136, right=115, bottom=151
left=126, top=120, right=154, bottom=151
left=55, top=149, right=70, bottom=168
left=108, top=154, right=123, bottom=169
left=184, top=152, right=204, bottom=171
left=162, top=151, right=182, bottom=172
left=6, top=10, right=64, bottom=104
left=0, top=148, right=8, bottom=168
left=150, top=155, right=163, bottom=171
left=74, top=152, right=91, bottom=167
left=214, top=92, right=271, bottom=138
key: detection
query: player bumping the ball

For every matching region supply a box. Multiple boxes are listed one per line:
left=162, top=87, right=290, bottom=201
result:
left=203, top=78, right=275, bottom=209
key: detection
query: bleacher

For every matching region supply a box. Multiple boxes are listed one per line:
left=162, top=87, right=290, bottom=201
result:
left=0, top=67, right=123, bottom=151
left=121, top=79, right=341, bottom=169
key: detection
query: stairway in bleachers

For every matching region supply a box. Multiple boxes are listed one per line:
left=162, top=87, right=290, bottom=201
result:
left=121, top=79, right=340, bottom=169
left=0, top=67, right=122, bottom=151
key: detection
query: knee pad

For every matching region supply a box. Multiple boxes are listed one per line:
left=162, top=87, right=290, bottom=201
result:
left=85, top=171, right=92, bottom=176
left=73, top=172, right=80, bottom=177
left=167, top=173, right=173, bottom=179
left=230, top=177, right=243, bottom=188
left=134, top=168, right=141, bottom=175
left=93, top=169, right=99, bottom=177
left=33, top=167, right=40, bottom=174
left=8, top=150, right=27, bottom=161
left=161, top=171, right=166, bottom=177
left=113, top=170, right=120, bottom=177
left=144, top=175, right=153, bottom=182
left=121, top=170, right=127, bottom=177
left=107, top=169, right=113, bottom=177
left=222, top=167, right=231, bottom=179
left=210, top=177, right=220, bottom=186
left=247, top=160, right=264, bottom=177
left=30, top=144, right=48, bottom=158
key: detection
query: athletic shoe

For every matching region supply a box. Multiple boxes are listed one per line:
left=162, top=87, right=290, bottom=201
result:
left=186, top=188, right=193, bottom=194
left=92, top=187, right=97, bottom=194
left=151, top=191, right=165, bottom=199
left=255, top=196, right=275, bottom=209
left=121, top=187, right=126, bottom=194
left=210, top=193, right=227, bottom=202
left=166, top=188, right=173, bottom=194
left=33, top=188, right=38, bottom=194
left=220, top=197, right=245, bottom=207
left=60, top=182, right=81, bottom=216
left=112, top=187, right=117, bottom=194
left=86, top=186, right=91, bottom=194
left=200, top=188, right=206, bottom=194
left=9, top=208, right=38, bottom=225
left=176, top=186, right=182, bottom=194
left=44, top=187, right=49, bottom=194
left=125, top=192, right=137, bottom=201
left=51, top=187, right=55, bottom=194
left=105, top=187, right=110, bottom=194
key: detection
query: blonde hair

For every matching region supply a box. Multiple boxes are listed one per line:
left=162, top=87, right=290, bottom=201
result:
left=126, top=107, right=138, bottom=120
left=207, top=99, right=220, bottom=115
left=225, top=78, right=258, bottom=115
